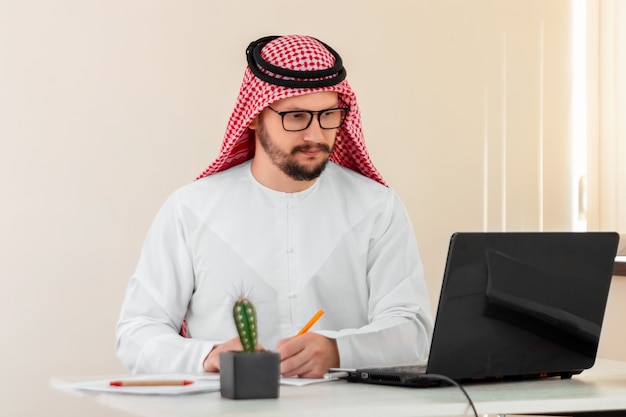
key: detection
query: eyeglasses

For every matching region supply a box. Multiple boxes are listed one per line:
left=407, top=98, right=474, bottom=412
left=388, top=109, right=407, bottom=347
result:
left=267, top=104, right=350, bottom=132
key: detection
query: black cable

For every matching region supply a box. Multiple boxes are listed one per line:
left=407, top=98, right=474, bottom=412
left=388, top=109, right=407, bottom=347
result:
left=421, top=374, right=479, bottom=417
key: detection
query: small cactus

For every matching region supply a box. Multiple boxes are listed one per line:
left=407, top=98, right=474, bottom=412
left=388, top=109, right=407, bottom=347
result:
left=233, top=297, right=257, bottom=353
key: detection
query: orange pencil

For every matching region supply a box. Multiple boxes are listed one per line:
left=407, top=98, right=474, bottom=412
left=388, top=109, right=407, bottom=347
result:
left=296, top=309, right=324, bottom=336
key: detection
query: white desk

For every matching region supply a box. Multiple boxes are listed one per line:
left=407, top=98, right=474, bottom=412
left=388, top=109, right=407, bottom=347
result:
left=52, top=359, right=626, bottom=417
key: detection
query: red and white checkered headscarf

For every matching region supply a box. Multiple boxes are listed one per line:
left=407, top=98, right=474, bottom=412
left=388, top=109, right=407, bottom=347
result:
left=196, top=34, right=386, bottom=186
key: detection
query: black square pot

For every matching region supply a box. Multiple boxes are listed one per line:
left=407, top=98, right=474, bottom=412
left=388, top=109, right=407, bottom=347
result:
left=219, top=351, right=280, bottom=399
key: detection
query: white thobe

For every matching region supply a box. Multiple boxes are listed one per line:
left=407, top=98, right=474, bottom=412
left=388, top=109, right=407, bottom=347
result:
left=116, top=161, right=433, bottom=373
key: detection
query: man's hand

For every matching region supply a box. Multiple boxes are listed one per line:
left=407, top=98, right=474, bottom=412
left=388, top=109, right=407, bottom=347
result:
left=275, top=333, right=339, bottom=378
left=203, top=337, right=264, bottom=372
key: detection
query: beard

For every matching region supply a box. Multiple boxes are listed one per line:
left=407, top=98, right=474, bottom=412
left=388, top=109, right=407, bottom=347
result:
left=257, top=119, right=333, bottom=182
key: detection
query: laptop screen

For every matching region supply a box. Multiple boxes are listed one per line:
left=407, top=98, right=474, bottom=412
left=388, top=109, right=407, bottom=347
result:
left=426, top=232, right=619, bottom=381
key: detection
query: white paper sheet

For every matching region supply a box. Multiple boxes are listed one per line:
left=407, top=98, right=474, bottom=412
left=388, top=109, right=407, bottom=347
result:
left=279, top=377, right=335, bottom=386
left=52, top=373, right=335, bottom=395
left=52, top=374, right=220, bottom=395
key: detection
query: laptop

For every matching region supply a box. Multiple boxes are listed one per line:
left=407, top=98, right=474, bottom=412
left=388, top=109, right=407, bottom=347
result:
left=330, top=232, right=620, bottom=387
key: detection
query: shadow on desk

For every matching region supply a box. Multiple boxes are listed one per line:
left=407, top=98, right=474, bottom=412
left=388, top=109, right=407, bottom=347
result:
left=509, top=413, right=626, bottom=417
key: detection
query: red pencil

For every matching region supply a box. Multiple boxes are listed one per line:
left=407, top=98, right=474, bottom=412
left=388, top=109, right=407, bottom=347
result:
left=110, top=379, right=194, bottom=387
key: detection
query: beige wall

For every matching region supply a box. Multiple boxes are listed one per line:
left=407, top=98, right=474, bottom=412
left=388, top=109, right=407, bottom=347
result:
left=1, top=1, right=622, bottom=416
left=587, top=0, right=626, bottom=234
left=591, top=0, right=626, bottom=364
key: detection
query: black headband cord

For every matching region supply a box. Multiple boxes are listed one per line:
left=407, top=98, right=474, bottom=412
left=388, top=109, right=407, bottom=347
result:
left=245, top=36, right=347, bottom=88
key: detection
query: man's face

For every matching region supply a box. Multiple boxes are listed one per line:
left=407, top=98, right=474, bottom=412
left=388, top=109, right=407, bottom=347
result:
left=254, top=92, right=340, bottom=182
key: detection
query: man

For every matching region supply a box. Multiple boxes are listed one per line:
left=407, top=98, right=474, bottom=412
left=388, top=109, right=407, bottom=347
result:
left=116, top=34, right=433, bottom=378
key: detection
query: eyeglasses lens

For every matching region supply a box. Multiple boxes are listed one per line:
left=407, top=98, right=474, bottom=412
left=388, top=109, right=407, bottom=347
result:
left=283, top=109, right=347, bottom=131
